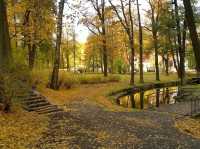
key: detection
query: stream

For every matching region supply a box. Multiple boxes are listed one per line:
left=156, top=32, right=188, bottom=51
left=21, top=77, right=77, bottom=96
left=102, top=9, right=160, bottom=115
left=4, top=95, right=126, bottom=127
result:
left=117, top=86, right=179, bottom=109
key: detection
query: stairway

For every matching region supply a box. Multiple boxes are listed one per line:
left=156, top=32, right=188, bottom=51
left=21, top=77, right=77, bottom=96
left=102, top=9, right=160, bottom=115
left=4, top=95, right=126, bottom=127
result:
left=20, top=90, right=63, bottom=115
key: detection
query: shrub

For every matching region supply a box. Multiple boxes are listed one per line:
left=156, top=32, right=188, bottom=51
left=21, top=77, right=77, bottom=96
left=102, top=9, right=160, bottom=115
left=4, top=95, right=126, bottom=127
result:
left=107, top=75, right=121, bottom=82
left=31, top=70, right=121, bottom=90
left=0, top=64, right=30, bottom=112
left=59, top=72, right=79, bottom=89
left=30, top=69, right=50, bottom=88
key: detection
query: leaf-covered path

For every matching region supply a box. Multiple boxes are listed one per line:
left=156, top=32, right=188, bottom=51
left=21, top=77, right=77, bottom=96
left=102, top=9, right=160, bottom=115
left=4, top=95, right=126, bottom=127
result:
left=33, top=99, right=200, bottom=149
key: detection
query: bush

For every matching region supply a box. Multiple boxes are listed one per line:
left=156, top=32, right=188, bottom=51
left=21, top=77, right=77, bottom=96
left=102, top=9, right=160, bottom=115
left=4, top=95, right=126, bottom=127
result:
left=0, top=64, right=30, bottom=112
left=31, top=70, right=121, bottom=90
left=59, top=72, right=79, bottom=89
left=30, top=69, right=50, bottom=88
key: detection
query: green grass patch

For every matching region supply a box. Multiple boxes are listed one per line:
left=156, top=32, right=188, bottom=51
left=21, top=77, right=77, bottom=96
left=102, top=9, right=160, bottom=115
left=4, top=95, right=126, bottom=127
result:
left=31, top=70, right=121, bottom=89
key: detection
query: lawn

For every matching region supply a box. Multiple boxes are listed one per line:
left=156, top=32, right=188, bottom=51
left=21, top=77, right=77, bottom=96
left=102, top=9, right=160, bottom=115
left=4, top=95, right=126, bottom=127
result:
left=33, top=70, right=188, bottom=110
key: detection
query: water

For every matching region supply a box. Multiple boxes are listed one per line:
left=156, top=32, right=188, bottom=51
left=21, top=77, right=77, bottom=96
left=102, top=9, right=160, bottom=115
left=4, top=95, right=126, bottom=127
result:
left=118, top=87, right=179, bottom=109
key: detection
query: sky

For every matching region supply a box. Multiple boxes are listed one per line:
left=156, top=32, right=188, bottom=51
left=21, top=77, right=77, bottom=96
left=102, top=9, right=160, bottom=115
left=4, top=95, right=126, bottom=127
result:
left=65, top=0, right=200, bottom=43
left=63, top=0, right=149, bottom=43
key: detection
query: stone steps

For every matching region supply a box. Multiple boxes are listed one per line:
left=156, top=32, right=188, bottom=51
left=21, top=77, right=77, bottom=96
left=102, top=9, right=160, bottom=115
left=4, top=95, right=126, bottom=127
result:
left=19, top=90, right=64, bottom=115
left=35, top=105, right=58, bottom=112
left=23, top=98, right=47, bottom=105
left=27, top=102, right=50, bottom=109
left=38, top=108, right=63, bottom=115
left=28, top=105, right=58, bottom=111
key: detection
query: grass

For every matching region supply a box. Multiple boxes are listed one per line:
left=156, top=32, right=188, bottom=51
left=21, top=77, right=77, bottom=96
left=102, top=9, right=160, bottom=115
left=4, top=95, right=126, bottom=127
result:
left=31, top=69, right=121, bottom=89
left=0, top=105, right=49, bottom=149
left=33, top=70, right=190, bottom=111
left=30, top=69, right=198, bottom=111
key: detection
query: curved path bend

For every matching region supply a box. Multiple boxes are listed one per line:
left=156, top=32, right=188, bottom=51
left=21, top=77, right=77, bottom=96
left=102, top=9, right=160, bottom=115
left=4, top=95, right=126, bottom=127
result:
left=33, top=99, right=200, bottom=149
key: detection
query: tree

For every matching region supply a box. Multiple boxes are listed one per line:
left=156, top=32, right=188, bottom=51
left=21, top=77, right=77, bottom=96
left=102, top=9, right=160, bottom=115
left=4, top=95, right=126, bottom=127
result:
left=109, top=0, right=135, bottom=85
left=73, top=28, right=76, bottom=72
left=83, top=0, right=108, bottom=77
left=183, top=0, right=200, bottom=74
left=148, top=0, right=162, bottom=81
left=0, top=0, right=13, bottom=112
left=173, top=0, right=186, bottom=85
left=0, top=0, right=12, bottom=66
left=50, top=0, right=65, bottom=90
left=136, top=0, right=144, bottom=83
left=159, top=1, right=178, bottom=77
left=9, top=0, right=56, bottom=70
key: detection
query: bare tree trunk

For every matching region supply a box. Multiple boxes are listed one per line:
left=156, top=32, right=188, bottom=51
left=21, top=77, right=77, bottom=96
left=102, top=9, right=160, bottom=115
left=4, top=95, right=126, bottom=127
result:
left=130, top=38, right=135, bottom=85
left=0, top=0, right=12, bottom=112
left=0, top=0, right=12, bottom=66
left=73, top=29, right=76, bottom=73
left=61, top=50, right=65, bottom=69
left=11, top=0, right=18, bottom=48
left=174, top=0, right=185, bottom=85
left=153, top=33, right=160, bottom=81
left=173, top=36, right=181, bottom=77
left=28, top=44, right=36, bottom=70
left=66, top=32, right=70, bottom=71
left=92, top=54, right=95, bottom=72
left=149, top=0, right=160, bottom=81
left=181, top=20, right=187, bottom=83
left=50, top=0, right=65, bottom=90
left=183, top=0, right=200, bottom=74
left=136, top=0, right=144, bottom=83
left=171, top=49, right=179, bottom=74
left=101, top=2, right=108, bottom=77
left=100, top=49, right=104, bottom=73
left=66, top=52, right=70, bottom=71
left=165, top=53, right=169, bottom=76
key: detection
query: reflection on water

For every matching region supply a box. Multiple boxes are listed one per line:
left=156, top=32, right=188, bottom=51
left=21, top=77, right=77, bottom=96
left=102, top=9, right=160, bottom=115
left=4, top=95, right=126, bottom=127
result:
left=118, top=87, right=178, bottom=109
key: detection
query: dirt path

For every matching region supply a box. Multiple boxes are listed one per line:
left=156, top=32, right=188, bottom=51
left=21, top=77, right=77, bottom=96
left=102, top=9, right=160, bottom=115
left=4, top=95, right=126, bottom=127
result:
left=33, top=99, right=200, bottom=149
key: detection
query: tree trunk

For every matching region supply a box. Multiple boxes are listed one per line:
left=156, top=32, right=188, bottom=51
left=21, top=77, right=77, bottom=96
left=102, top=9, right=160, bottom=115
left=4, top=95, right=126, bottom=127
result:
left=153, top=33, right=160, bottom=81
left=92, top=54, right=95, bottom=72
left=0, top=0, right=12, bottom=66
left=174, top=0, right=185, bottom=85
left=181, top=20, right=187, bottom=84
left=0, top=0, right=12, bottom=112
left=130, top=37, right=135, bottom=85
left=50, top=0, right=64, bottom=90
left=171, top=48, right=179, bottom=74
left=73, top=30, right=76, bottom=73
left=100, top=52, right=104, bottom=73
left=28, top=44, right=36, bottom=70
left=136, top=0, right=144, bottom=83
left=173, top=36, right=181, bottom=77
left=66, top=52, right=70, bottom=71
left=183, top=0, right=200, bottom=74
left=165, top=53, right=169, bottom=76
left=102, top=21, right=108, bottom=77
left=12, top=0, right=18, bottom=48
left=130, top=94, right=135, bottom=108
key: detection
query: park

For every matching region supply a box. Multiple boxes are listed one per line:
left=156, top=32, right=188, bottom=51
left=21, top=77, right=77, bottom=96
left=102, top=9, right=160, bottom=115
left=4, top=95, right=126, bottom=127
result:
left=1, top=0, right=200, bottom=148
